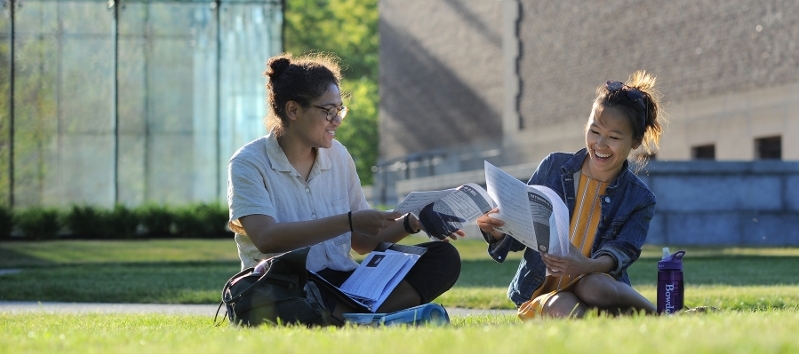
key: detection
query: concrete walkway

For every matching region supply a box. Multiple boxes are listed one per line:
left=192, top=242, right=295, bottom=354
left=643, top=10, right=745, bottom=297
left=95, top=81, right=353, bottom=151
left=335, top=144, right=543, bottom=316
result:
left=0, top=301, right=515, bottom=317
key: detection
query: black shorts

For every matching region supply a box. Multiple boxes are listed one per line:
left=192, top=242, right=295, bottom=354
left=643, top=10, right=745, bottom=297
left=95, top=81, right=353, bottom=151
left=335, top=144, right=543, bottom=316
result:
left=314, top=241, right=461, bottom=311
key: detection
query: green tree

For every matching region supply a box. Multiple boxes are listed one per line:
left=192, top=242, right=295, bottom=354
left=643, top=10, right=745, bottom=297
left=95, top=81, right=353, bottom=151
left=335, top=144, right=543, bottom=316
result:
left=284, top=0, right=379, bottom=185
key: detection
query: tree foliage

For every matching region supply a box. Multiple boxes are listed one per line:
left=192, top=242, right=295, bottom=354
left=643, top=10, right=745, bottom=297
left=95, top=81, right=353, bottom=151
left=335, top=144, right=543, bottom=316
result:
left=284, top=0, right=379, bottom=185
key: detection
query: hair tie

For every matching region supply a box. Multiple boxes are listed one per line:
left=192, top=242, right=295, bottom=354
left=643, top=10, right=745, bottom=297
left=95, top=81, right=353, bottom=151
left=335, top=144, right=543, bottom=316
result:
left=347, top=211, right=353, bottom=232
left=403, top=214, right=420, bottom=234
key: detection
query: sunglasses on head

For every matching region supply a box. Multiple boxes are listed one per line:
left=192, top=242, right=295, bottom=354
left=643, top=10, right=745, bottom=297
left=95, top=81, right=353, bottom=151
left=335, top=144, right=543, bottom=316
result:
left=605, top=81, right=646, bottom=111
left=605, top=80, right=647, bottom=132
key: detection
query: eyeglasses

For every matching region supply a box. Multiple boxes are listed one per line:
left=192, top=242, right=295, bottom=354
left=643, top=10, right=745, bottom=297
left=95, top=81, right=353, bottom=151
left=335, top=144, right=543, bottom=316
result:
left=313, top=104, right=348, bottom=122
left=605, top=81, right=646, bottom=111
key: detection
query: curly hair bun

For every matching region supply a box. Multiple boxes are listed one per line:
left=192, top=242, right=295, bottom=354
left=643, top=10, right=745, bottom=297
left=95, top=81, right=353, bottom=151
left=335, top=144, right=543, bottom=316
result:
left=265, top=55, right=292, bottom=80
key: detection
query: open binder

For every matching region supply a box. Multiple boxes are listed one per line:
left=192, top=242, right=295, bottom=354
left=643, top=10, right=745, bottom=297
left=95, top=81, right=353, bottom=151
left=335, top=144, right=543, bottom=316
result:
left=309, top=242, right=427, bottom=313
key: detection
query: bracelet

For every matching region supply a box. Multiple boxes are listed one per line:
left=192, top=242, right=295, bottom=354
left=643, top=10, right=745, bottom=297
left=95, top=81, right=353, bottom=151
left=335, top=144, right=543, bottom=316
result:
left=347, top=211, right=353, bottom=232
left=403, top=214, right=420, bottom=234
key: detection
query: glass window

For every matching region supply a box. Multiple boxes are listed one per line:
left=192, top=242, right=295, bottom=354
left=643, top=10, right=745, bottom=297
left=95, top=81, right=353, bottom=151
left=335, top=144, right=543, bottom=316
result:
left=755, top=136, right=781, bottom=160
left=1, top=0, right=283, bottom=208
left=692, top=144, right=715, bottom=160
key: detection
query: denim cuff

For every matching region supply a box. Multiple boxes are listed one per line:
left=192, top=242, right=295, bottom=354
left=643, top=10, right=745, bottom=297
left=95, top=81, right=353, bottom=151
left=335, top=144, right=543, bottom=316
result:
left=593, top=247, right=628, bottom=278
left=483, top=229, right=518, bottom=264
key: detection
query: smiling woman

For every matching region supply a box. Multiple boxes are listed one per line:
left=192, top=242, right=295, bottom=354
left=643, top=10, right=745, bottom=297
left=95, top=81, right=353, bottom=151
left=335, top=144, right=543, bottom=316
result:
left=476, top=70, right=668, bottom=320
left=224, top=52, right=464, bottom=326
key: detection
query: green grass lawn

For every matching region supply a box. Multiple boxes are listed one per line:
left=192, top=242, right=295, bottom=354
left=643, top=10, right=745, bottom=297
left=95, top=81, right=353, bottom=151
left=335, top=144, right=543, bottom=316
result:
left=3, top=311, right=799, bottom=354
left=1, top=237, right=798, bottom=310
left=1, top=237, right=798, bottom=353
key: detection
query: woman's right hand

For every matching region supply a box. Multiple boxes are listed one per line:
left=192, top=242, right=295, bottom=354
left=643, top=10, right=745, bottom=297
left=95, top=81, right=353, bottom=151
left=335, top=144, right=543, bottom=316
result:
left=351, top=209, right=402, bottom=237
left=476, top=207, right=506, bottom=241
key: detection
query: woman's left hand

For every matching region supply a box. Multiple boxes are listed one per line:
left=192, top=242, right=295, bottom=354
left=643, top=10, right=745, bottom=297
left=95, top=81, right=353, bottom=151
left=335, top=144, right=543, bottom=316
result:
left=540, top=244, right=593, bottom=276
left=416, top=203, right=467, bottom=241
left=439, top=229, right=466, bottom=241
left=410, top=212, right=465, bottom=241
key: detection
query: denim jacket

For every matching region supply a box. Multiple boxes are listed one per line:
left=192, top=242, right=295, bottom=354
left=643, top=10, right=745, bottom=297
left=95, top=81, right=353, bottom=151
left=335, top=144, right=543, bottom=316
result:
left=484, top=148, right=656, bottom=307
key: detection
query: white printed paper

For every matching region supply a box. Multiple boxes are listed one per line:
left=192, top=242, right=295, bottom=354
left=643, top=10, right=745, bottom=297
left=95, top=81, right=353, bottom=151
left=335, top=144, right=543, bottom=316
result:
left=484, top=161, right=569, bottom=257
left=339, top=250, right=421, bottom=312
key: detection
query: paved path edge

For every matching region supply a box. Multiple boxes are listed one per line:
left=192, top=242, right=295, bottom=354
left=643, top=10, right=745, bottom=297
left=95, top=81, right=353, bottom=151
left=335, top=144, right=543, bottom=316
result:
left=0, top=301, right=516, bottom=317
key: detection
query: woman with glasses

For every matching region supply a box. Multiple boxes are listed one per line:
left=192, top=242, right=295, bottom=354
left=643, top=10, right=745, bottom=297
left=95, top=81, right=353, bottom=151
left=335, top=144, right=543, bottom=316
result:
left=226, top=53, right=464, bottom=325
left=477, top=70, right=665, bottom=319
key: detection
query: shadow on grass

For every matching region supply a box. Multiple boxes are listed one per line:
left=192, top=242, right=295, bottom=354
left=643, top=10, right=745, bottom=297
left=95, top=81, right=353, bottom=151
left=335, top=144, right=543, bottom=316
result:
left=0, top=261, right=241, bottom=304
left=0, top=248, right=54, bottom=268
left=1, top=255, right=797, bottom=304
left=456, top=259, right=519, bottom=287
left=628, top=255, right=799, bottom=286
left=460, top=255, right=799, bottom=288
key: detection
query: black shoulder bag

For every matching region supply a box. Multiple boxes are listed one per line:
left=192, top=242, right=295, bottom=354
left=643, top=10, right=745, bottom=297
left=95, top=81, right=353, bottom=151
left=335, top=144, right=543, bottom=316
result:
left=214, top=247, right=330, bottom=327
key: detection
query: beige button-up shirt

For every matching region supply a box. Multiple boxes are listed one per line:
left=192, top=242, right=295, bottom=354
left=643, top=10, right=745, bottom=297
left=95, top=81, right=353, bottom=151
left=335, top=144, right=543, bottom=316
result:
left=227, top=133, right=369, bottom=271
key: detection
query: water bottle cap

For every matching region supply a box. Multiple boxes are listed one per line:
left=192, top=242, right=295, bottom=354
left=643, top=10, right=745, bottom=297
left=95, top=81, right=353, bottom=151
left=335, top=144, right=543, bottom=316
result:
left=658, top=250, right=685, bottom=270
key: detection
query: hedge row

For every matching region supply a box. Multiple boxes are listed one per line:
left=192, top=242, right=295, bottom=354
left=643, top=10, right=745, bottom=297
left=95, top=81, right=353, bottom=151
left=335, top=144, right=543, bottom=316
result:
left=0, top=203, right=232, bottom=240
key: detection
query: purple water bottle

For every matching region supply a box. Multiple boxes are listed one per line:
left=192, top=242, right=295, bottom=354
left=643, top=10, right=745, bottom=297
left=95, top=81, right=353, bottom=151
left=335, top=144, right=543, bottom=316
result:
left=657, top=247, right=685, bottom=314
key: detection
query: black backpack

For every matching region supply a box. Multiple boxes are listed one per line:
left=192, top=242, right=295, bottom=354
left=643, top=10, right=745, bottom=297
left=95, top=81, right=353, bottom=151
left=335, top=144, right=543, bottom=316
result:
left=215, top=247, right=330, bottom=327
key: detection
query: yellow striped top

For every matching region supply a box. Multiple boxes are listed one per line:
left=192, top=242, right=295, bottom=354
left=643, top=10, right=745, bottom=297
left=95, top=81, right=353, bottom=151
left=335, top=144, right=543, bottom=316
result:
left=529, top=173, right=608, bottom=297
